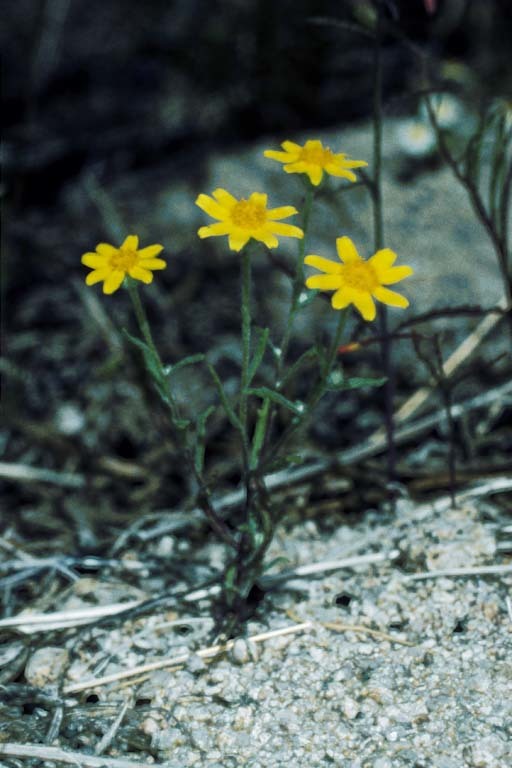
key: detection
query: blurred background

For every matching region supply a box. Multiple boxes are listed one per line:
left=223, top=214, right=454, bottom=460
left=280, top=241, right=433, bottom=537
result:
left=2, top=0, right=512, bottom=537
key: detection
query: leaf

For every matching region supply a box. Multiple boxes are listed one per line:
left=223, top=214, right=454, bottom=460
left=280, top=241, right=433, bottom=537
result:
left=206, top=363, right=244, bottom=434
left=264, top=452, right=305, bottom=474
left=246, top=387, right=306, bottom=415
left=238, top=516, right=263, bottom=549
left=250, top=397, right=270, bottom=470
left=247, top=327, right=270, bottom=385
left=165, top=354, right=205, bottom=377
left=194, top=405, right=215, bottom=473
left=326, top=374, right=387, bottom=391
left=223, top=564, right=237, bottom=594
left=123, top=328, right=169, bottom=401
left=281, top=347, right=318, bottom=386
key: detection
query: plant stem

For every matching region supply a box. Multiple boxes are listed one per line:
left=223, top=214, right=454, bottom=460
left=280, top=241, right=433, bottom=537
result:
left=278, top=184, right=315, bottom=376
left=261, top=185, right=315, bottom=461
left=372, top=1, right=396, bottom=480
left=239, top=248, right=252, bottom=445
left=127, top=281, right=235, bottom=547
left=262, top=307, right=349, bottom=468
left=128, top=281, right=163, bottom=367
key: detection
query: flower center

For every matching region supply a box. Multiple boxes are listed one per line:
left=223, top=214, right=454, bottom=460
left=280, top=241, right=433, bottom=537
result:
left=231, top=200, right=267, bottom=229
left=109, top=248, right=138, bottom=271
left=342, top=261, right=377, bottom=291
left=300, top=146, right=332, bottom=165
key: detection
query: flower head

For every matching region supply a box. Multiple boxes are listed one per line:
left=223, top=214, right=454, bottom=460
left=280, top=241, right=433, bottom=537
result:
left=81, top=235, right=166, bottom=294
left=264, top=139, right=368, bottom=186
left=396, top=119, right=436, bottom=158
left=305, top=237, right=413, bottom=321
left=196, top=188, right=303, bottom=252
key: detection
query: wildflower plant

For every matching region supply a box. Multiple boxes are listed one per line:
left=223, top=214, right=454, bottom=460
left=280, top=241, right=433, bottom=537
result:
left=81, top=235, right=166, bottom=294
left=81, top=134, right=413, bottom=634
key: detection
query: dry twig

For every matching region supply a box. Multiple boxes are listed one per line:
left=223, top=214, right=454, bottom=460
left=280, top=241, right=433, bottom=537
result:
left=0, top=744, right=156, bottom=768
left=63, top=622, right=314, bottom=694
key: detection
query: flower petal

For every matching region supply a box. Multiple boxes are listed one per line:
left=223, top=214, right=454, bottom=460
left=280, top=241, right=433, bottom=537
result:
left=137, top=244, right=164, bottom=259
left=103, top=270, right=126, bottom=294
left=373, top=286, right=409, bottom=308
left=195, top=194, right=230, bottom=221
left=138, top=258, right=167, bottom=270
left=212, top=188, right=238, bottom=208
left=257, top=231, right=279, bottom=249
left=324, top=165, right=357, bottom=182
left=264, top=150, right=295, bottom=162
left=304, top=255, right=342, bottom=274
left=121, top=235, right=139, bottom=251
left=249, top=192, right=268, bottom=208
left=332, top=155, right=368, bottom=169
left=306, top=274, right=343, bottom=290
left=306, top=166, right=323, bottom=186
left=96, top=243, right=118, bottom=257
left=336, top=237, right=361, bottom=263
left=198, top=224, right=229, bottom=239
left=81, top=253, right=108, bottom=268
left=281, top=140, right=302, bottom=153
left=369, top=248, right=397, bottom=271
left=304, top=139, right=323, bottom=151
left=380, top=265, right=414, bottom=285
left=85, top=268, right=110, bottom=286
left=228, top=232, right=251, bottom=252
left=268, top=222, right=304, bottom=239
left=331, top=288, right=352, bottom=309
left=284, top=162, right=308, bottom=174
left=351, top=291, right=376, bottom=321
left=267, top=205, right=299, bottom=220
left=128, top=266, right=154, bottom=284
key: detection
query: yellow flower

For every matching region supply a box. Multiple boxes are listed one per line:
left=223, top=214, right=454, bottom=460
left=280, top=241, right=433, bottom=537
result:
left=81, top=235, right=166, bottom=294
left=264, top=139, right=368, bottom=186
left=196, top=188, right=304, bottom=252
left=305, top=237, right=413, bottom=321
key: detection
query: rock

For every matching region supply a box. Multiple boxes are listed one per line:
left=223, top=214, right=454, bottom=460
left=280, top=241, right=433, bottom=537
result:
left=343, top=697, right=360, bottom=719
left=24, top=646, right=69, bottom=687
left=230, top=638, right=259, bottom=665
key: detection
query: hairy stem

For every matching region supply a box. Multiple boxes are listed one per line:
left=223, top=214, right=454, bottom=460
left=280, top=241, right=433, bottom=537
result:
left=372, top=1, right=396, bottom=480
left=128, top=282, right=235, bottom=547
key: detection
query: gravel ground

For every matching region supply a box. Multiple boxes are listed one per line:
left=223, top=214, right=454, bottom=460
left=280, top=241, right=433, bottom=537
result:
left=18, top=484, right=509, bottom=768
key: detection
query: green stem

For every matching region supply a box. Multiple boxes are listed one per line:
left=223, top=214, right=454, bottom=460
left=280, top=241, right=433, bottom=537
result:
left=260, top=185, right=315, bottom=465
left=128, top=281, right=163, bottom=368
left=372, top=1, right=396, bottom=480
left=278, top=184, right=315, bottom=375
left=127, top=281, right=235, bottom=548
left=262, top=308, right=348, bottom=469
left=238, top=248, right=253, bottom=479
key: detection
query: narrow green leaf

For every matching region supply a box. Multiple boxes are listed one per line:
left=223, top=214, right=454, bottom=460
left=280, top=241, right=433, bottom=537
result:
left=194, top=405, right=215, bottom=473
left=246, top=386, right=305, bottom=415
left=206, top=363, right=244, bottom=434
left=165, top=354, right=205, bottom=377
left=250, top=397, right=270, bottom=470
left=247, top=327, right=270, bottom=385
left=326, top=374, right=387, bottom=391
left=281, top=347, right=318, bottom=386
left=264, top=452, right=305, bottom=473
left=224, top=564, right=237, bottom=593
left=123, top=328, right=169, bottom=398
